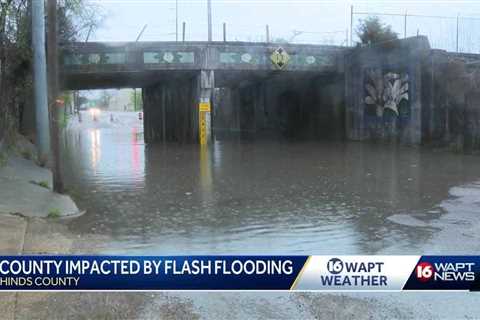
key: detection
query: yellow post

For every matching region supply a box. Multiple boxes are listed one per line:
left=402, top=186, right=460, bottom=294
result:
left=199, top=102, right=211, bottom=145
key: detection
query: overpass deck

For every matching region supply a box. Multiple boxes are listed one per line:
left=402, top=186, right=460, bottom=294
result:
left=61, top=41, right=346, bottom=89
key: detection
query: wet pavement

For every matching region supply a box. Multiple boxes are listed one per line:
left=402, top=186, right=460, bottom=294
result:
left=35, top=110, right=480, bottom=319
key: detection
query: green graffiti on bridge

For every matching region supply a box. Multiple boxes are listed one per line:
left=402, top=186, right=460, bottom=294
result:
left=64, top=53, right=126, bottom=65
left=144, top=51, right=195, bottom=64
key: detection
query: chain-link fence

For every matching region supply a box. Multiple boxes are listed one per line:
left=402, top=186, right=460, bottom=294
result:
left=351, top=8, right=480, bottom=53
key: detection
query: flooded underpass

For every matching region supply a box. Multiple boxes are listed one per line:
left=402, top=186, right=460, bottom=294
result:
left=62, top=111, right=480, bottom=255
left=3, top=0, right=480, bottom=317
left=54, top=111, right=480, bottom=318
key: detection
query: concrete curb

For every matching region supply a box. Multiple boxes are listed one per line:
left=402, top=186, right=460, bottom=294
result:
left=0, top=153, right=83, bottom=219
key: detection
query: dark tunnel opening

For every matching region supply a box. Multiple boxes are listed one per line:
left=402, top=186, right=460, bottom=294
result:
left=212, top=74, right=346, bottom=142
left=276, top=90, right=302, bottom=139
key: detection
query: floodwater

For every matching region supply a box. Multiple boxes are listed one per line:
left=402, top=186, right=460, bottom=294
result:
left=56, top=111, right=480, bottom=319
left=62, top=111, right=480, bottom=256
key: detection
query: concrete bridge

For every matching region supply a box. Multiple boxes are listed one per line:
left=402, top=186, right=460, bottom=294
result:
left=61, top=41, right=347, bottom=143
left=61, top=37, right=480, bottom=147
left=62, top=41, right=345, bottom=89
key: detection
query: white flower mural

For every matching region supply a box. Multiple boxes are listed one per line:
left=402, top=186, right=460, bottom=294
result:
left=365, top=69, right=409, bottom=117
left=163, top=52, right=175, bottom=63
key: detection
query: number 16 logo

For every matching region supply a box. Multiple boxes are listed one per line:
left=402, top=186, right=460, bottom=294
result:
left=416, top=262, right=434, bottom=282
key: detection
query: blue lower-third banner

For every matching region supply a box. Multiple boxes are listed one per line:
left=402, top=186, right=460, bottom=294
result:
left=0, top=256, right=479, bottom=291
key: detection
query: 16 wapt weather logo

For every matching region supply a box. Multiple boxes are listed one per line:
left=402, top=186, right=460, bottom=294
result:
left=292, top=256, right=419, bottom=291
left=324, top=258, right=387, bottom=287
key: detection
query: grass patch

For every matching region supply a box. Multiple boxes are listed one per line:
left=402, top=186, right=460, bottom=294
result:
left=21, top=149, right=32, bottom=160
left=0, top=152, right=7, bottom=167
left=47, top=208, right=61, bottom=219
left=30, top=180, right=50, bottom=189
left=37, top=180, right=50, bottom=189
left=64, top=187, right=81, bottom=201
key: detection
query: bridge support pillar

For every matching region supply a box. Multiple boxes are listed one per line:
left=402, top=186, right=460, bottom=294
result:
left=198, top=70, right=214, bottom=145
left=142, top=70, right=214, bottom=144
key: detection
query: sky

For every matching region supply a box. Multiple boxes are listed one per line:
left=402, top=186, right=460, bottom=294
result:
left=86, top=0, right=480, bottom=52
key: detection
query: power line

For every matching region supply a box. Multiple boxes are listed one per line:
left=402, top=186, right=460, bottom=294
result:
left=353, top=11, right=480, bottom=21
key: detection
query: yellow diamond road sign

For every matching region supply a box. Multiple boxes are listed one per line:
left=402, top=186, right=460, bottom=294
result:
left=270, top=47, right=290, bottom=69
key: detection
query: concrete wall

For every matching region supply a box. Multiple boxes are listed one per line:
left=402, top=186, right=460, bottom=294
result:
left=345, top=36, right=431, bottom=144
left=421, top=50, right=480, bottom=152
left=345, top=36, right=480, bottom=151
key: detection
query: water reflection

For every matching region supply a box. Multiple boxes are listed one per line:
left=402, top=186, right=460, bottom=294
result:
left=90, top=129, right=100, bottom=172
left=199, top=145, right=214, bottom=205
left=61, top=114, right=480, bottom=255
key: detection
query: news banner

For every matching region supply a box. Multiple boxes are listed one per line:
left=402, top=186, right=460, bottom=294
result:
left=0, top=256, right=479, bottom=291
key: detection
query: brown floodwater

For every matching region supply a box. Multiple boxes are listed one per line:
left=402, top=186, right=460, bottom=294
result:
left=61, top=112, right=480, bottom=255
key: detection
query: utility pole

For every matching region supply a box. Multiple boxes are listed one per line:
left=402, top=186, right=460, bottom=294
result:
left=456, top=14, right=460, bottom=52
left=350, top=5, right=353, bottom=46
left=32, top=0, right=51, bottom=162
left=47, top=0, right=64, bottom=193
left=175, top=0, right=179, bottom=42
left=223, top=22, right=226, bottom=42
left=182, top=22, right=186, bottom=42
left=134, top=89, right=137, bottom=111
left=207, top=0, right=212, bottom=41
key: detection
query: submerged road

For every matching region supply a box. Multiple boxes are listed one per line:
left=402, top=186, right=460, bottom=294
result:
left=42, top=110, right=480, bottom=318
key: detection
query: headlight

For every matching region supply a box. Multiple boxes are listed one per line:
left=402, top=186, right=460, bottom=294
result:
left=89, top=108, right=101, bottom=116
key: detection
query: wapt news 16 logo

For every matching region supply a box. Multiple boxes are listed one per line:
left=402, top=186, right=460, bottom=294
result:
left=403, top=256, right=480, bottom=291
